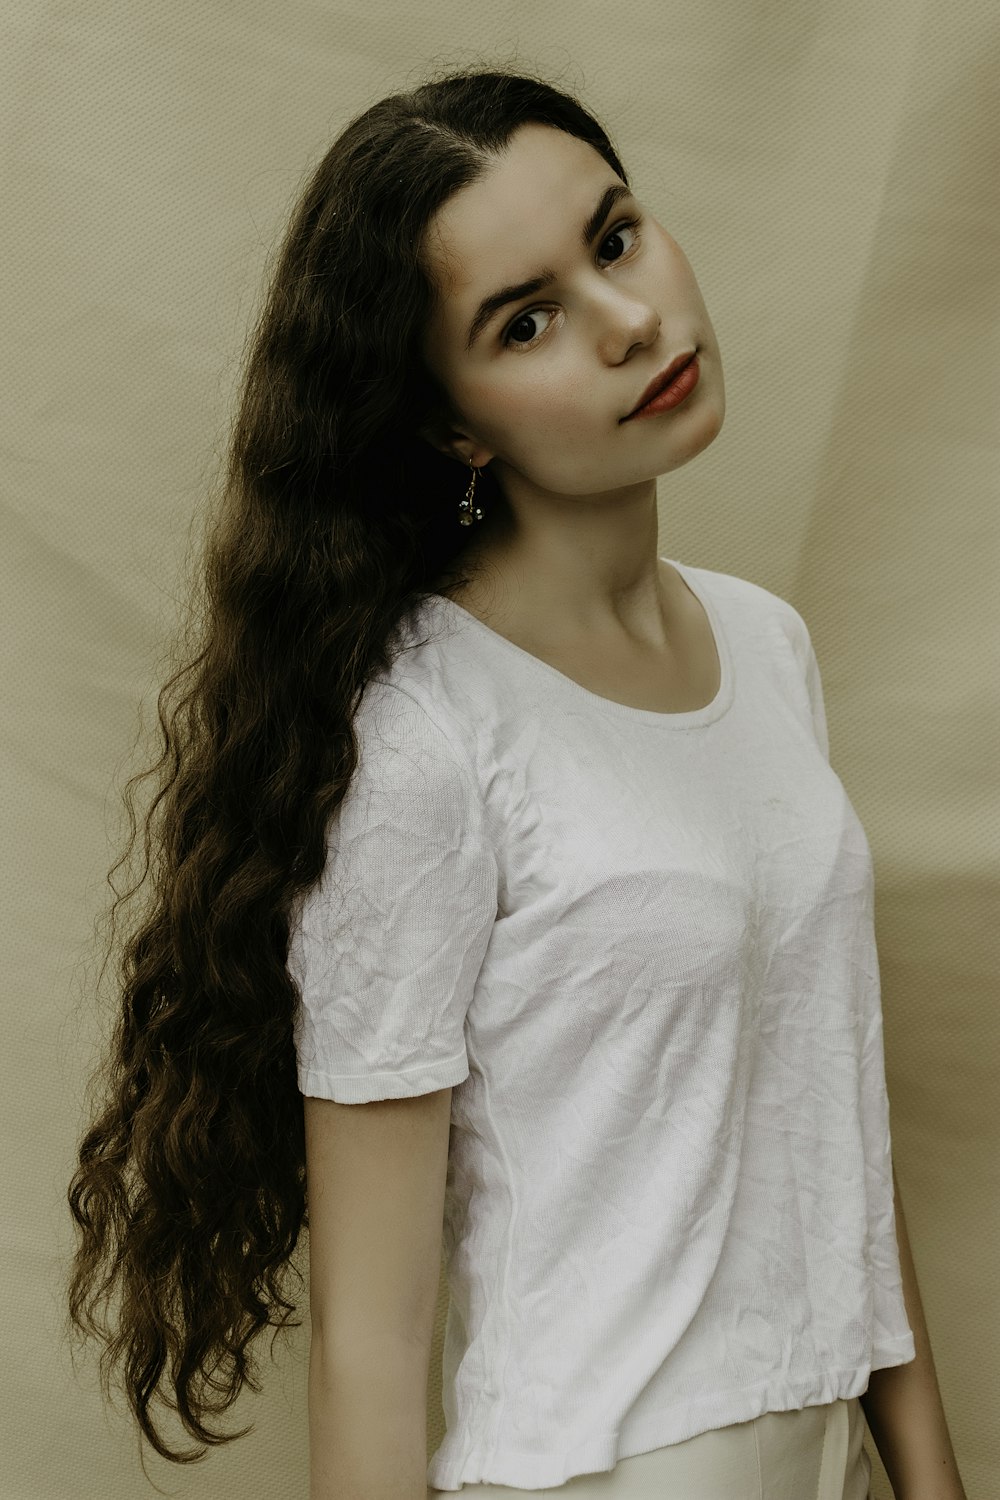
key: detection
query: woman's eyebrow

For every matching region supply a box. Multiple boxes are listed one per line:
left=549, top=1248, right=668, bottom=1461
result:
left=464, top=181, right=634, bottom=351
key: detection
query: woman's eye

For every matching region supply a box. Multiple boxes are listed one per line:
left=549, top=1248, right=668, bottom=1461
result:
left=502, top=307, right=554, bottom=348
left=597, top=217, right=641, bottom=266
left=501, top=217, right=642, bottom=349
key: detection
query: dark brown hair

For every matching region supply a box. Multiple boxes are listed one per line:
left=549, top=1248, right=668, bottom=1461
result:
left=63, top=59, right=628, bottom=1472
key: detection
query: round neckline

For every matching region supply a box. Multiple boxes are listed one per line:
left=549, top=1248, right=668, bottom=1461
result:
left=428, top=556, right=735, bottom=728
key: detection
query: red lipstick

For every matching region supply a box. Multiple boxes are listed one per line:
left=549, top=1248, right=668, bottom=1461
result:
left=622, top=349, right=699, bottom=421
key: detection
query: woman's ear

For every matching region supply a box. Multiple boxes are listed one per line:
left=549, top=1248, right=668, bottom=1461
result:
left=417, top=418, right=492, bottom=470
left=417, top=416, right=457, bottom=458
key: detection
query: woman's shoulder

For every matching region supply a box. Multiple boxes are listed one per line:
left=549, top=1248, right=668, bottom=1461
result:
left=354, top=603, right=484, bottom=765
left=674, top=558, right=810, bottom=634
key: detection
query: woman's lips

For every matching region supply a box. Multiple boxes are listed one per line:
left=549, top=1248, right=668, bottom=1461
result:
left=624, top=354, right=701, bottom=420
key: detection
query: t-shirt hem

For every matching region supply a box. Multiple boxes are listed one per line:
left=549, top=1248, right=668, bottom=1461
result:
left=426, top=1341, right=916, bottom=1492
left=299, top=1048, right=469, bottom=1103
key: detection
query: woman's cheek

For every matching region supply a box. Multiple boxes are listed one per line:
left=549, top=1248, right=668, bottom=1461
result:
left=478, top=382, right=540, bottom=441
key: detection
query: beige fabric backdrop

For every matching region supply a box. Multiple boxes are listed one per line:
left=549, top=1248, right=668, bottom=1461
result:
left=2, top=2, right=996, bottom=1496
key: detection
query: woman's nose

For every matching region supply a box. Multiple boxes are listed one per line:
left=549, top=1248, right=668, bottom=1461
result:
left=595, top=285, right=660, bottom=359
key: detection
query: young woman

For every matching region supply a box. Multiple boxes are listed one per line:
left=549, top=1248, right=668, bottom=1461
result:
left=65, top=65, right=926, bottom=1500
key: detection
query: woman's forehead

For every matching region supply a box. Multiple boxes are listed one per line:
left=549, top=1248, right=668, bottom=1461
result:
left=423, top=127, right=626, bottom=321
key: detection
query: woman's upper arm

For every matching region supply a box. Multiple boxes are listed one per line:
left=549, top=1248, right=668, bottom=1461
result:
left=303, top=1084, right=453, bottom=1358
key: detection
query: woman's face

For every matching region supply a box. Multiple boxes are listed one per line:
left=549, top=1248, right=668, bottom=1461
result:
left=419, top=122, right=725, bottom=502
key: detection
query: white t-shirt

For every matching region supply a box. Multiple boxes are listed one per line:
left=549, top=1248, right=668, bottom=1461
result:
left=289, top=557, right=915, bottom=1492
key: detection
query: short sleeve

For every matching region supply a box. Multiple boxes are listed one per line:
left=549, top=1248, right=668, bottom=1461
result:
left=288, top=681, right=498, bottom=1103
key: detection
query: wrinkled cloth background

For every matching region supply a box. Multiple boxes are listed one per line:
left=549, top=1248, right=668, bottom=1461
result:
left=2, top=2, right=996, bottom=1497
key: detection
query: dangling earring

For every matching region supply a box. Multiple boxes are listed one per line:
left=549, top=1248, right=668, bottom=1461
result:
left=458, top=460, right=485, bottom=526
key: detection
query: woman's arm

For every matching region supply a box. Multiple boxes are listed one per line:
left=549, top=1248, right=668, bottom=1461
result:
left=304, top=1087, right=454, bottom=1500
left=859, top=1165, right=968, bottom=1500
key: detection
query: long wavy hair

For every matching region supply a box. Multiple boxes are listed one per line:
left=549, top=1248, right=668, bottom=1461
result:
left=63, top=59, right=628, bottom=1472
